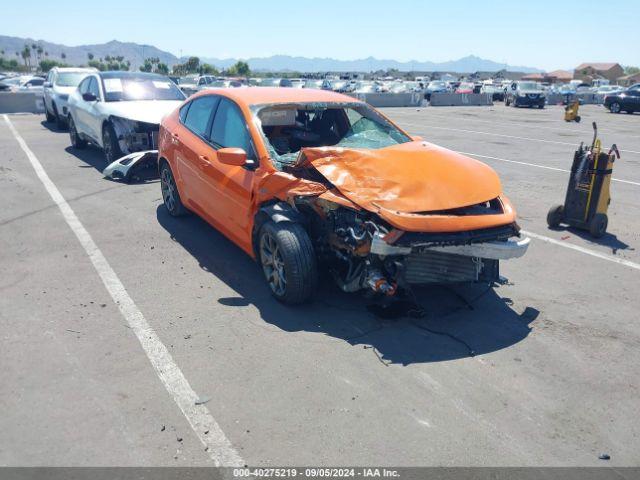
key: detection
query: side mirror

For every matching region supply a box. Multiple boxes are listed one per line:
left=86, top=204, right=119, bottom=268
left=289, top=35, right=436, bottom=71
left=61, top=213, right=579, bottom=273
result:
left=218, top=147, right=247, bottom=166
left=43, top=82, right=52, bottom=88
left=411, top=135, right=424, bottom=141
left=82, top=92, right=97, bottom=102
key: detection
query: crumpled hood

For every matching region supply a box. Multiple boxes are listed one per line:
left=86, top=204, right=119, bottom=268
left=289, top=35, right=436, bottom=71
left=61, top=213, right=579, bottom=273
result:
left=301, top=141, right=502, bottom=213
left=99, top=100, right=183, bottom=124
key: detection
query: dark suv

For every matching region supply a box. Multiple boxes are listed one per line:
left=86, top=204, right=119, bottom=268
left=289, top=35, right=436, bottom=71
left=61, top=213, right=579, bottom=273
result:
left=604, top=85, right=640, bottom=114
left=504, top=81, right=546, bottom=108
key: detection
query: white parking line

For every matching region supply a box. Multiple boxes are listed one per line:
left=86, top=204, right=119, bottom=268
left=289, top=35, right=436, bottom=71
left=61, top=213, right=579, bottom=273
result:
left=3, top=114, right=244, bottom=466
left=522, top=229, right=640, bottom=271
left=402, top=122, right=640, bottom=155
left=456, top=151, right=640, bottom=187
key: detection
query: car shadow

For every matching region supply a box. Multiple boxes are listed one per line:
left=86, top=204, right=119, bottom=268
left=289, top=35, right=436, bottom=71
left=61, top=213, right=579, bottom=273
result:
left=64, top=145, right=108, bottom=175
left=549, top=225, right=633, bottom=254
left=156, top=205, right=538, bottom=365
left=40, top=119, right=66, bottom=133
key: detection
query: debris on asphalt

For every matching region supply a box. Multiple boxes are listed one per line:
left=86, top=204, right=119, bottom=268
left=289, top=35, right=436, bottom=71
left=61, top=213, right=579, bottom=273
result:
left=161, top=425, right=165, bottom=432
left=177, top=437, right=183, bottom=442
left=65, top=329, right=82, bottom=334
left=195, top=397, right=211, bottom=405
left=599, top=453, right=611, bottom=460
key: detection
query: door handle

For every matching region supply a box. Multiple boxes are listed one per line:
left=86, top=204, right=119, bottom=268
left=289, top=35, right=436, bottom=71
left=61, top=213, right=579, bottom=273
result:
left=198, top=155, right=211, bottom=169
left=171, top=133, right=180, bottom=144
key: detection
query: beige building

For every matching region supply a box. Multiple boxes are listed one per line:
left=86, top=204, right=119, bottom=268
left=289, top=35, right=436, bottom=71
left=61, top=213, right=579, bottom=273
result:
left=617, top=72, right=640, bottom=87
left=574, top=63, right=624, bottom=82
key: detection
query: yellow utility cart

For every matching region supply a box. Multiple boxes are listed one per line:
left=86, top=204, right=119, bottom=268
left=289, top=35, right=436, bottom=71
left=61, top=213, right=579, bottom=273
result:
left=564, top=100, right=581, bottom=122
left=547, top=123, right=620, bottom=238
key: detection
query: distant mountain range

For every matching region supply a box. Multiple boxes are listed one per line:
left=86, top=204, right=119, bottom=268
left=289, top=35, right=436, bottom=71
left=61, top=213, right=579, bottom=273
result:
left=0, top=35, right=543, bottom=73
left=195, top=54, right=543, bottom=74
left=0, top=36, right=177, bottom=70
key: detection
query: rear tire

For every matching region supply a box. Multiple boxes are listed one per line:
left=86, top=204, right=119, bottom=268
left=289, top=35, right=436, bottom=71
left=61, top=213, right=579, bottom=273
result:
left=547, top=204, right=564, bottom=228
left=258, top=221, right=317, bottom=305
left=589, top=213, right=607, bottom=238
left=159, top=162, right=188, bottom=217
left=68, top=115, right=87, bottom=149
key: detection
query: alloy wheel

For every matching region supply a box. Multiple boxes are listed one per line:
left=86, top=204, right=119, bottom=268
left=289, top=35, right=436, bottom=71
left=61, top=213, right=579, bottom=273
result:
left=161, top=167, right=176, bottom=213
left=103, top=128, right=114, bottom=162
left=260, top=232, right=287, bottom=296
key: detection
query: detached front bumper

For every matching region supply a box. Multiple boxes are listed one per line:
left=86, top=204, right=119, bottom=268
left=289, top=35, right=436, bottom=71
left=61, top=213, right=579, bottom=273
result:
left=103, top=150, right=158, bottom=183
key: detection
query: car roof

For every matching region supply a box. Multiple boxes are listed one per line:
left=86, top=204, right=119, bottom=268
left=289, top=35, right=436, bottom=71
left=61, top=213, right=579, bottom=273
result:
left=53, top=67, right=97, bottom=72
left=192, top=87, right=360, bottom=107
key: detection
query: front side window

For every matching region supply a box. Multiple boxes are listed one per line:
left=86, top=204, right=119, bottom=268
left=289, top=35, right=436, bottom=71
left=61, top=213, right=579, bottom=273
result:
left=78, top=77, right=91, bottom=95
left=210, top=99, right=255, bottom=159
left=256, top=102, right=411, bottom=168
left=183, top=96, right=220, bottom=138
left=88, top=78, right=100, bottom=98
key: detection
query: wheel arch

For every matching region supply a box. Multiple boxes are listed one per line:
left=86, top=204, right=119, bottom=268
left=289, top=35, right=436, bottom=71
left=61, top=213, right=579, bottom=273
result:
left=252, top=201, right=308, bottom=259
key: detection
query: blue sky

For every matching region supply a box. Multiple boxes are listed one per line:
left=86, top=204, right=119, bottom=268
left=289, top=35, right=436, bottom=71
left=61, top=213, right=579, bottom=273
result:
left=2, top=0, right=638, bottom=70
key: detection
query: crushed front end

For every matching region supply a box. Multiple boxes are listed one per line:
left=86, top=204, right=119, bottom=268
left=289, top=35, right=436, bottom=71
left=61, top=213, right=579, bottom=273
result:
left=295, top=194, right=529, bottom=296
left=111, top=117, right=160, bottom=154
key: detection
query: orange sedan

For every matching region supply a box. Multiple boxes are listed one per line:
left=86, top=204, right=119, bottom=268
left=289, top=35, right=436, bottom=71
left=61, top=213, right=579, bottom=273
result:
left=158, top=88, right=529, bottom=304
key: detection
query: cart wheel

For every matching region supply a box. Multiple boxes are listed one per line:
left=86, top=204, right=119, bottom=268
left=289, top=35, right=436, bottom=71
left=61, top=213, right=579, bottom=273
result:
left=589, top=214, right=607, bottom=238
left=547, top=204, right=564, bottom=228
left=575, top=116, right=581, bottom=123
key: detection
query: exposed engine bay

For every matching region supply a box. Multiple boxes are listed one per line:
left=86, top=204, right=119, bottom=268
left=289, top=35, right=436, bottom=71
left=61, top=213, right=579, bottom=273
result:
left=254, top=102, right=529, bottom=297
left=111, top=116, right=159, bottom=154
left=291, top=193, right=527, bottom=296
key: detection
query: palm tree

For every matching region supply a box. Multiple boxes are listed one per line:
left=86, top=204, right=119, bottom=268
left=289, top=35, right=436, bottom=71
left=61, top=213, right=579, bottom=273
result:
left=87, top=52, right=94, bottom=61
left=21, top=46, right=31, bottom=68
left=61, top=52, right=66, bottom=60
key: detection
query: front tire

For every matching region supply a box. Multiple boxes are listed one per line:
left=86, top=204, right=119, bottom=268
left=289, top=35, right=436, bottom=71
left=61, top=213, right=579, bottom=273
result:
left=609, top=102, right=621, bottom=114
left=160, top=162, right=187, bottom=217
left=68, top=115, right=87, bottom=149
left=53, top=103, right=66, bottom=129
left=102, top=122, right=123, bottom=164
left=589, top=213, right=607, bottom=238
left=259, top=221, right=317, bottom=304
left=45, top=106, right=55, bottom=123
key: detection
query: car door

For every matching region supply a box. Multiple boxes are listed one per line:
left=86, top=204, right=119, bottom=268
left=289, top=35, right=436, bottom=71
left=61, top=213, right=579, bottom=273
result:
left=44, top=71, right=54, bottom=110
left=174, top=95, right=221, bottom=215
left=203, top=97, right=257, bottom=244
left=73, top=77, right=92, bottom=135
left=629, top=88, right=640, bottom=112
left=85, top=77, right=104, bottom=143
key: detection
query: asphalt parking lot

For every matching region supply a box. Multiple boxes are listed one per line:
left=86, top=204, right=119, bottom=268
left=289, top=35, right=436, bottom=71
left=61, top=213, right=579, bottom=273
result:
left=1, top=104, right=639, bottom=467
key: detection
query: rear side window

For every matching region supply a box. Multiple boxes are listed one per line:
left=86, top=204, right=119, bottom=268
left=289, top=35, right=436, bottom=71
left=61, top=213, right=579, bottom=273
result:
left=183, top=96, right=220, bottom=138
left=209, top=98, right=255, bottom=159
